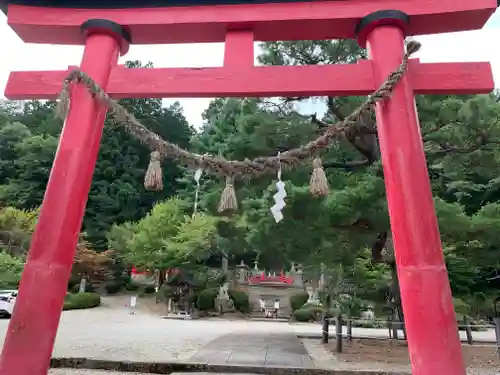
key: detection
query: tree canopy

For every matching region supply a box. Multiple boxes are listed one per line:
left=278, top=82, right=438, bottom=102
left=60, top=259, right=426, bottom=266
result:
left=1, top=45, right=499, bottom=316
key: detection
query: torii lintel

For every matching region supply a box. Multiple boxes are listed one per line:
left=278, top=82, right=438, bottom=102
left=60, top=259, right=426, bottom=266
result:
left=1, top=0, right=498, bottom=44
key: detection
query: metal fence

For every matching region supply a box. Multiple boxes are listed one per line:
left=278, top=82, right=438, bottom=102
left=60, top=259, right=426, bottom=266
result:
left=321, top=316, right=500, bottom=354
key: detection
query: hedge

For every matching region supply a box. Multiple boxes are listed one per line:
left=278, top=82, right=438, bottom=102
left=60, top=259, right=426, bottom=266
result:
left=70, top=282, right=94, bottom=294
left=228, top=289, right=250, bottom=313
left=125, top=280, right=141, bottom=291
left=290, top=291, right=309, bottom=311
left=293, top=308, right=313, bottom=322
left=197, top=288, right=219, bottom=311
left=292, top=305, right=327, bottom=322
left=143, top=284, right=156, bottom=294
left=63, top=292, right=101, bottom=311
left=104, top=282, right=121, bottom=294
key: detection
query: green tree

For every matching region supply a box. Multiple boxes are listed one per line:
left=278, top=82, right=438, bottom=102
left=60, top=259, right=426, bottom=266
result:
left=253, top=39, right=500, bottom=318
left=117, top=198, right=218, bottom=272
left=0, top=206, right=39, bottom=257
left=0, top=251, right=25, bottom=288
left=0, top=61, right=194, bottom=249
left=169, top=40, right=500, bottom=326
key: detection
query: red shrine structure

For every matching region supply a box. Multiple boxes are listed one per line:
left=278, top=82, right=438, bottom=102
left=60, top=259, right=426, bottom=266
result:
left=0, top=0, right=498, bottom=374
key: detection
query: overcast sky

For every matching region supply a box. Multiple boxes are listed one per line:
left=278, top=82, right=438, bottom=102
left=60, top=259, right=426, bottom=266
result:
left=0, top=10, right=499, bottom=128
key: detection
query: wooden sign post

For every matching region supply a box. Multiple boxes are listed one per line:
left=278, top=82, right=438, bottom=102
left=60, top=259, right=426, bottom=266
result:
left=0, top=1, right=497, bottom=374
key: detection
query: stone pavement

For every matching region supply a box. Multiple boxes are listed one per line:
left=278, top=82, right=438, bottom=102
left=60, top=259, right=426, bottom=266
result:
left=189, top=332, right=312, bottom=367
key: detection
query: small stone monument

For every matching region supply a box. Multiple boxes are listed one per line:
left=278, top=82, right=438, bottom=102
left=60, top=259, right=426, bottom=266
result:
left=361, top=304, right=375, bottom=319
left=306, top=284, right=321, bottom=306
left=215, top=282, right=234, bottom=314
left=291, top=264, right=304, bottom=287
left=235, top=260, right=249, bottom=284
left=318, top=263, right=326, bottom=291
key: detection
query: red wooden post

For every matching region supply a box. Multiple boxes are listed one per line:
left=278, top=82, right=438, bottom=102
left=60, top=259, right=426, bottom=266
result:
left=357, top=11, right=465, bottom=375
left=0, top=19, right=129, bottom=375
left=224, top=30, right=255, bottom=68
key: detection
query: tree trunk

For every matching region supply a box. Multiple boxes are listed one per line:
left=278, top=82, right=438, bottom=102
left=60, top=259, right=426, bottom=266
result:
left=221, top=253, right=229, bottom=275
left=372, top=229, right=407, bottom=340
left=388, top=260, right=408, bottom=340
left=158, top=269, right=166, bottom=286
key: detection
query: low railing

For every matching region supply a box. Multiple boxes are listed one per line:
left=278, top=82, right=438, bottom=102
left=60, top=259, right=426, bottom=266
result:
left=320, top=316, right=499, bottom=354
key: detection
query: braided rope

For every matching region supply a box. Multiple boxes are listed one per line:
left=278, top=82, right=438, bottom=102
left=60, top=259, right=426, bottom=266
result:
left=56, top=40, right=421, bottom=179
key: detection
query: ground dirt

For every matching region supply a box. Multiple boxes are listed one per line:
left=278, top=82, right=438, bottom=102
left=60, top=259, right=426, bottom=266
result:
left=328, top=339, right=500, bottom=370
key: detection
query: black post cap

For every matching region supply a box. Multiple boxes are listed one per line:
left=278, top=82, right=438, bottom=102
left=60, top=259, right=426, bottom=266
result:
left=355, top=10, right=409, bottom=48
left=81, top=19, right=131, bottom=55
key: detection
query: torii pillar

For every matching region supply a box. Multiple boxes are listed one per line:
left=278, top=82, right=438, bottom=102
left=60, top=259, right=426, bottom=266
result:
left=356, top=10, right=468, bottom=375
left=0, top=1, right=497, bottom=375
left=0, top=18, right=131, bottom=375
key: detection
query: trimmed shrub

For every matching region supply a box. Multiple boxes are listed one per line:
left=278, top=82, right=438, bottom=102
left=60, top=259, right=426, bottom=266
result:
left=157, top=284, right=174, bottom=303
left=338, top=296, right=366, bottom=317
left=105, top=282, right=121, bottom=295
left=125, top=280, right=141, bottom=291
left=70, top=281, right=94, bottom=294
left=325, top=307, right=341, bottom=318
left=453, top=298, right=470, bottom=320
left=63, top=292, right=101, bottom=310
left=70, top=284, right=80, bottom=294
left=351, top=319, right=386, bottom=329
left=67, top=275, right=80, bottom=291
left=143, top=284, right=156, bottom=294
left=293, top=308, right=313, bottom=322
left=197, top=288, right=218, bottom=311
left=292, top=304, right=326, bottom=322
left=228, top=289, right=250, bottom=313
left=305, top=305, right=326, bottom=321
left=290, top=291, right=309, bottom=311
left=188, top=292, right=199, bottom=308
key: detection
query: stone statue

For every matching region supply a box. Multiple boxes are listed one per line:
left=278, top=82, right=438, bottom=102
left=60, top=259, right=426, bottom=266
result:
left=319, top=263, right=326, bottom=291
left=307, top=285, right=321, bottom=305
left=217, top=282, right=230, bottom=300
left=215, top=282, right=234, bottom=314
left=293, top=267, right=304, bottom=287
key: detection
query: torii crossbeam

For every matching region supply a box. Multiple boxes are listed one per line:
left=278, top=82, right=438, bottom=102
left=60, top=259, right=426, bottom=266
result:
left=0, top=1, right=498, bottom=375
left=4, top=60, right=495, bottom=98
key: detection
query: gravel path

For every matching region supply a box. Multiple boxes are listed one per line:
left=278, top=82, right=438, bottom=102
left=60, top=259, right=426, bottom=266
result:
left=0, top=299, right=292, bottom=363
left=0, top=306, right=211, bottom=362
left=1, top=298, right=497, bottom=374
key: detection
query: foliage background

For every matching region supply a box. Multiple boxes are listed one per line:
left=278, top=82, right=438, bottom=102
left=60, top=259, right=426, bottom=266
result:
left=1, top=45, right=499, bottom=319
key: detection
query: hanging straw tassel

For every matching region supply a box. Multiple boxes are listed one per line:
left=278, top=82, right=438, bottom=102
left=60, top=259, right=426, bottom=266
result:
left=55, top=82, right=71, bottom=120
left=144, top=151, right=164, bottom=191
left=309, top=157, right=329, bottom=197
left=218, top=176, right=238, bottom=214
left=405, top=39, right=421, bottom=55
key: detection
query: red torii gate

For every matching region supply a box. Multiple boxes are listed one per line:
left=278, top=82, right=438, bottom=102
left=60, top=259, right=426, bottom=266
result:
left=0, top=1, right=497, bottom=375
